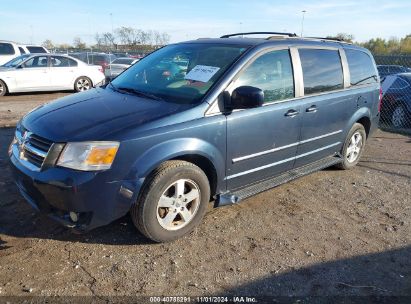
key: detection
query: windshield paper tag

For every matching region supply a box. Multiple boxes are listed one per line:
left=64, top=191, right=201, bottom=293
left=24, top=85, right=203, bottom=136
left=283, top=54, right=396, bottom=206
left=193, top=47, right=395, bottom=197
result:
left=184, top=65, right=220, bottom=83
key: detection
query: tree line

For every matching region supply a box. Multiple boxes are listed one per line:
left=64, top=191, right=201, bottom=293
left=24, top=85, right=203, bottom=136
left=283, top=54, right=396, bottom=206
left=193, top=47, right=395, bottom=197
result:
left=327, top=33, right=411, bottom=55
left=41, top=26, right=171, bottom=52
left=41, top=30, right=411, bottom=55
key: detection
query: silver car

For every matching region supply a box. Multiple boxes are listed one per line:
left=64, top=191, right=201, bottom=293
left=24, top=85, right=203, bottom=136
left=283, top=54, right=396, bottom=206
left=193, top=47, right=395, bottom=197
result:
left=105, top=57, right=139, bottom=80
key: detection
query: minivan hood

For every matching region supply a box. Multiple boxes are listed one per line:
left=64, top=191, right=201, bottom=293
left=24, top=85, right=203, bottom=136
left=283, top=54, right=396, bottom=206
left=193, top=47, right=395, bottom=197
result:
left=22, top=87, right=189, bottom=142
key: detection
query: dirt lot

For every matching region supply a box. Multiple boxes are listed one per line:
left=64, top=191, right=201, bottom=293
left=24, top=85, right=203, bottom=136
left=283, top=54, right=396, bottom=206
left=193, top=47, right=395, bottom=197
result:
left=0, top=92, right=410, bottom=300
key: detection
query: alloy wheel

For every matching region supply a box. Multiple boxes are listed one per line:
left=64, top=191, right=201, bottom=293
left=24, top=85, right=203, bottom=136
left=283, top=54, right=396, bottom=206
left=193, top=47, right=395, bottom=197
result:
left=156, top=179, right=201, bottom=231
left=346, top=131, right=363, bottom=163
left=76, top=78, right=91, bottom=91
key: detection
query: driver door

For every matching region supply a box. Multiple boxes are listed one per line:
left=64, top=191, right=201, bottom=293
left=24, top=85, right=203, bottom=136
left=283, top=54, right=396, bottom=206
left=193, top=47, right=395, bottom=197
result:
left=16, top=55, right=51, bottom=90
left=225, top=49, right=303, bottom=190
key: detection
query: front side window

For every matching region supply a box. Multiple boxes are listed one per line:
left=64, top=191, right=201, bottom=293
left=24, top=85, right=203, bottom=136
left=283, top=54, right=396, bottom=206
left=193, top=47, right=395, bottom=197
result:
left=299, top=49, right=343, bottom=95
left=112, top=43, right=249, bottom=104
left=0, top=43, right=15, bottom=55
left=3, top=54, right=31, bottom=67
left=234, top=49, right=294, bottom=103
left=345, top=49, right=377, bottom=86
left=23, top=56, right=49, bottom=68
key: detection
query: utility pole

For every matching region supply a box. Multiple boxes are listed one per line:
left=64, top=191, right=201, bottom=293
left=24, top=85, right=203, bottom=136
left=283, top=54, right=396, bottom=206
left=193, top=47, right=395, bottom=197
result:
left=110, top=13, right=114, bottom=35
left=300, top=10, right=307, bottom=37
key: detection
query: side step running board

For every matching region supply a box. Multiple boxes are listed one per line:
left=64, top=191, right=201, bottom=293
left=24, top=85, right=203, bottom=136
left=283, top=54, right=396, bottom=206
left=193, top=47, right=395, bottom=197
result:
left=216, top=155, right=342, bottom=207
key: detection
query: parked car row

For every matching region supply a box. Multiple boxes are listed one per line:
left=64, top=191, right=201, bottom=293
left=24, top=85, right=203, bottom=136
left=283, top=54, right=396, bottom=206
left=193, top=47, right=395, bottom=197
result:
left=381, top=73, right=411, bottom=128
left=0, top=40, right=49, bottom=65
left=0, top=54, right=105, bottom=96
left=104, top=57, right=139, bottom=80
left=377, top=64, right=411, bottom=79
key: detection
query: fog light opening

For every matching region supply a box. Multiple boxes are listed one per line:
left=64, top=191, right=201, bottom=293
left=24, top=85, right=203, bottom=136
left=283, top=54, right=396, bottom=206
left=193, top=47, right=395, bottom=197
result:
left=69, top=212, right=79, bottom=222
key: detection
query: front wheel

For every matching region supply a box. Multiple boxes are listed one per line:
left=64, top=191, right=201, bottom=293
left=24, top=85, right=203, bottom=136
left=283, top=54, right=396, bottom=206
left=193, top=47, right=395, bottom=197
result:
left=130, top=160, right=210, bottom=242
left=74, top=76, right=92, bottom=92
left=335, top=123, right=366, bottom=170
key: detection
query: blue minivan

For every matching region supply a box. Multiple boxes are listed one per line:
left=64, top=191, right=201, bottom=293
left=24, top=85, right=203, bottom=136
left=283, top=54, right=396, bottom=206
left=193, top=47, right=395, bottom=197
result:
left=9, top=32, right=381, bottom=242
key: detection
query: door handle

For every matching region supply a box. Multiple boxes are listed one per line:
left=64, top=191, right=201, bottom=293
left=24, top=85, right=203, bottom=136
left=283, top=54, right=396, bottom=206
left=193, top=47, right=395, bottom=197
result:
left=306, top=105, right=317, bottom=113
left=285, top=109, right=299, bottom=117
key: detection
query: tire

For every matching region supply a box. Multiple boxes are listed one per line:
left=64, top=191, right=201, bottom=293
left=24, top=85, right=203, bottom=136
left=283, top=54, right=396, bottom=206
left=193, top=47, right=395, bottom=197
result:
left=335, top=123, right=366, bottom=170
left=391, top=104, right=407, bottom=128
left=74, top=76, right=92, bottom=92
left=130, top=160, right=210, bottom=242
left=0, top=80, right=7, bottom=97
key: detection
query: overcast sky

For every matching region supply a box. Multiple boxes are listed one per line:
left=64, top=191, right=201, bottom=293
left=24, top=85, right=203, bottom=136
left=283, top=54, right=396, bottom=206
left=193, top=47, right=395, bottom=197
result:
left=1, top=0, right=411, bottom=45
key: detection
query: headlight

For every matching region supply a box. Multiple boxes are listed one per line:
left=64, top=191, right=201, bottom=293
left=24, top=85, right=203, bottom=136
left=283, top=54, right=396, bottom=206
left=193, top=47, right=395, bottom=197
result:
left=8, top=136, right=18, bottom=156
left=57, top=142, right=120, bottom=171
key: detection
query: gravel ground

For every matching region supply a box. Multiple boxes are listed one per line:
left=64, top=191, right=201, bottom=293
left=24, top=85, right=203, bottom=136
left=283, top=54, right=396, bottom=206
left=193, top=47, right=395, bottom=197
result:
left=0, top=92, right=410, bottom=300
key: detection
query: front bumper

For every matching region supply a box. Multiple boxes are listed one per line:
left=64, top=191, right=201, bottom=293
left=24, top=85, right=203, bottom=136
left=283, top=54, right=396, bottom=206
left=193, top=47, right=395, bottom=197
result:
left=9, top=148, right=137, bottom=232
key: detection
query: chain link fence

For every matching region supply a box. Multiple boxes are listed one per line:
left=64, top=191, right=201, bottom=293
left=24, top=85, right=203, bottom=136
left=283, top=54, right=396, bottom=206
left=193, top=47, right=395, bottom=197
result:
left=374, top=55, right=411, bottom=135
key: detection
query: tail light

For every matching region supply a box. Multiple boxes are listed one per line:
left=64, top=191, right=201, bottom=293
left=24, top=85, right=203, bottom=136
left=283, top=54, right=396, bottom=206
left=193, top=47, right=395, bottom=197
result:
left=99, top=62, right=109, bottom=73
left=98, top=66, right=103, bottom=73
left=378, top=86, right=383, bottom=112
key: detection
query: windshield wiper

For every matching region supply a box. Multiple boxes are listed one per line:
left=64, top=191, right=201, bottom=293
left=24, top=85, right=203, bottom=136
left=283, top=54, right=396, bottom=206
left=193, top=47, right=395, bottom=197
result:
left=115, top=86, right=164, bottom=101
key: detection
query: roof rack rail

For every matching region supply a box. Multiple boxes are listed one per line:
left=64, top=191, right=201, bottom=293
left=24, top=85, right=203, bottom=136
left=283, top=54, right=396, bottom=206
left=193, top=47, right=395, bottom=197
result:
left=220, top=32, right=297, bottom=38
left=305, top=37, right=352, bottom=44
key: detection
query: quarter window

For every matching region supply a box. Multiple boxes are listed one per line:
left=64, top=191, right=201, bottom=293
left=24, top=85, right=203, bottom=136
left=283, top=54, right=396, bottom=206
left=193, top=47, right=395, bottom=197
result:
left=345, top=49, right=377, bottom=86
left=26, top=46, right=47, bottom=53
left=0, top=43, right=15, bottom=55
left=234, top=49, right=295, bottom=103
left=299, top=49, right=343, bottom=95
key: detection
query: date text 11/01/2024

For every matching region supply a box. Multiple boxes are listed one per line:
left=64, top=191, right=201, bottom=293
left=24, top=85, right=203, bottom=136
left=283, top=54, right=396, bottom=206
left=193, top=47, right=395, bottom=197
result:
left=149, top=296, right=257, bottom=303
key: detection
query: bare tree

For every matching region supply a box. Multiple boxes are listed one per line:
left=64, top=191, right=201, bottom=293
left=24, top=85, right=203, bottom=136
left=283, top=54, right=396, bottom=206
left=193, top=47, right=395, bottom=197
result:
left=42, top=39, right=54, bottom=50
left=73, top=37, right=86, bottom=49
left=103, top=32, right=116, bottom=46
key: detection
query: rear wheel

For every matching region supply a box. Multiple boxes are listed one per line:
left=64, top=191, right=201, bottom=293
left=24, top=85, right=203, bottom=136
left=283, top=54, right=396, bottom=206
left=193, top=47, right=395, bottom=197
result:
left=74, top=76, right=92, bottom=92
left=335, top=123, right=366, bottom=170
left=0, top=80, right=7, bottom=96
left=130, top=160, right=210, bottom=242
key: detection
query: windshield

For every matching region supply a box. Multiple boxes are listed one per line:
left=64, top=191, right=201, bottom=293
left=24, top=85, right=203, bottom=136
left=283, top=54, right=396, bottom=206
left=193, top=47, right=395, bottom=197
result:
left=111, top=43, right=249, bottom=104
left=2, top=54, right=31, bottom=67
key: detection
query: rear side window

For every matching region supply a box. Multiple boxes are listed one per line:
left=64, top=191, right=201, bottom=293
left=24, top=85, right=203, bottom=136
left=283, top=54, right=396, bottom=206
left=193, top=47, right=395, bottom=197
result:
left=389, top=78, right=410, bottom=90
left=51, top=56, right=78, bottom=67
left=26, top=46, right=47, bottom=53
left=234, top=49, right=295, bottom=103
left=0, top=43, right=15, bottom=55
left=345, top=49, right=377, bottom=86
left=299, top=49, right=343, bottom=95
left=18, top=47, right=26, bottom=54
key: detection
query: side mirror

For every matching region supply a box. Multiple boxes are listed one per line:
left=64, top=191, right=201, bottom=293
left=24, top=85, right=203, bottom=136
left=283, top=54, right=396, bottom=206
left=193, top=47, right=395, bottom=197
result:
left=16, top=65, right=24, bottom=69
left=228, top=86, right=264, bottom=110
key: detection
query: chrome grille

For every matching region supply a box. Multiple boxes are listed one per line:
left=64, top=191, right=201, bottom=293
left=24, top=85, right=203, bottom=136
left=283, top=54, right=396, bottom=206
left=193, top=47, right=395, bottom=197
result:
left=15, top=128, right=53, bottom=170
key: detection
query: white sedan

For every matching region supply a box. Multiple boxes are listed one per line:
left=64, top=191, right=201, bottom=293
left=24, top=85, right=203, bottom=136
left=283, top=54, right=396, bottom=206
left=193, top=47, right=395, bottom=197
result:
left=0, top=54, right=105, bottom=96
